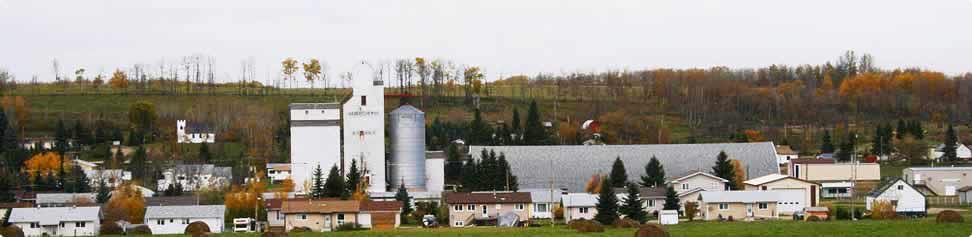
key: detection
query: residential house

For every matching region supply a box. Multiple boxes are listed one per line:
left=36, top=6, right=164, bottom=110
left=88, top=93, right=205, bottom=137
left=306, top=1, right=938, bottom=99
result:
left=157, top=164, right=232, bottom=192
left=282, top=199, right=361, bottom=232
left=35, top=193, right=97, bottom=207
left=176, top=120, right=215, bottom=144
left=144, top=205, right=226, bottom=235
left=561, top=193, right=597, bottom=221
left=84, top=169, right=131, bottom=188
left=776, top=145, right=799, bottom=165
left=7, top=206, right=101, bottom=236
left=145, top=196, right=200, bottom=206
left=698, top=191, right=779, bottom=221
left=744, top=174, right=820, bottom=214
left=265, top=198, right=300, bottom=232
left=866, top=178, right=926, bottom=217
left=358, top=201, right=403, bottom=230
left=266, top=163, right=292, bottom=184
left=903, top=167, right=972, bottom=196
left=523, top=189, right=564, bottom=219
left=445, top=192, right=531, bottom=227
left=668, top=171, right=729, bottom=194
left=930, top=143, right=972, bottom=161
left=788, top=158, right=880, bottom=198
left=611, top=187, right=667, bottom=215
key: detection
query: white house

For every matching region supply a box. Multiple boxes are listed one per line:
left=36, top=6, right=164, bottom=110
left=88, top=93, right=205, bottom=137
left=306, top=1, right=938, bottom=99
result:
left=930, top=143, right=972, bottom=161
left=668, top=171, right=729, bottom=194
left=266, top=163, right=292, bottom=184
left=157, top=164, right=232, bottom=192
left=561, top=193, right=597, bottom=221
left=176, top=120, right=215, bottom=143
left=775, top=145, right=799, bottom=164
left=524, top=189, right=564, bottom=219
left=866, top=178, right=926, bottom=217
left=144, top=205, right=226, bottom=234
left=7, top=206, right=101, bottom=236
left=84, top=169, right=132, bottom=188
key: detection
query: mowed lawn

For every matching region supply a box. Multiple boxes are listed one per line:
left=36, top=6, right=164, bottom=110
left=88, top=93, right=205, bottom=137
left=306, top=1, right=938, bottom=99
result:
left=208, top=219, right=972, bottom=237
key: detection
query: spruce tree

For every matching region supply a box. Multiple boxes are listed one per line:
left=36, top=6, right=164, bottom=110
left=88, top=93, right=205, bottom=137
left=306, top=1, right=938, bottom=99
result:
left=943, top=123, right=958, bottom=162
left=594, top=177, right=619, bottom=224
left=395, top=183, right=413, bottom=223
left=662, top=186, right=680, bottom=211
left=198, top=143, right=211, bottom=163
left=0, top=169, right=15, bottom=202
left=711, top=151, right=736, bottom=190
left=640, top=156, right=665, bottom=188
left=346, top=159, right=362, bottom=194
left=620, top=183, right=647, bottom=223
left=523, top=100, right=546, bottom=145
left=511, top=108, right=521, bottom=143
left=2, top=123, right=18, bottom=153
left=468, top=108, right=488, bottom=145
left=323, top=165, right=346, bottom=198
left=96, top=180, right=111, bottom=203
left=460, top=159, right=479, bottom=192
left=820, top=130, right=835, bottom=154
left=896, top=119, right=907, bottom=139
left=609, top=157, right=628, bottom=188
left=55, top=119, right=69, bottom=154
left=497, top=152, right=518, bottom=191
left=911, top=120, right=925, bottom=140
left=445, top=143, right=462, bottom=182
left=311, top=164, right=325, bottom=198
left=836, top=132, right=856, bottom=162
left=130, top=146, right=146, bottom=182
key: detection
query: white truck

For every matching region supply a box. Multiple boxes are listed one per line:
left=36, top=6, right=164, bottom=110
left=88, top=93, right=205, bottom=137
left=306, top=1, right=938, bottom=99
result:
left=233, top=218, right=256, bottom=232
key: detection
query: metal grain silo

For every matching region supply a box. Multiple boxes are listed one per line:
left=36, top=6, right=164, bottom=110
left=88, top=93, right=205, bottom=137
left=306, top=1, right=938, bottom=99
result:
left=388, top=104, right=427, bottom=190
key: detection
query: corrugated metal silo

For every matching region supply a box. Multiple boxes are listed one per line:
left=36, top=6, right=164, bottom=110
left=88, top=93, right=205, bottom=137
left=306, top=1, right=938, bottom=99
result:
left=388, top=104, right=427, bottom=190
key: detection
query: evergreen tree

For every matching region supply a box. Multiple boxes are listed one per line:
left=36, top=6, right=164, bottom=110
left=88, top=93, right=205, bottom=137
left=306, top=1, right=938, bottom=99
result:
left=445, top=143, right=463, bottom=183
left=640, top=156, right=665, bottom=188
left=523, top=100, right=546, bottom=145
left=311, top=164, right=325, bottom=198
left=468, top=108, right=492, bottom=145
left=711, top=151, right=736, bottom=190
left=511, top=108, right=521, bottom=143
left=836, top=132, right=856, bottom=162
left=943, top=123, right=958, bottom=162
left=896, top=119, right=907, bottom=139
left=94, top=123, right=107, bottom=144
left=820, top=130, right=835, bottom=153
left=2, top=123, right=18, bottom=153
left=0, top=109, right=9, bottom=154
left=96, top=180, right=111, bottom=203
left=911, top=120, right=925, bottom=140
left=55, top=119, right=69, bottom=154
left=609, top=157, right=628, bottom=188
left=198, top=143, right=211, bottom=163
left=112, top=146, right=124, bottom=169
left=460, top=158, right=479, bottom=192
left=73, top=120, right=92, bottom=146
left=346, top=159, right=362, bottom=194
left=619, top=183, right=647, bottom=223
left=480, top=150, right=498, bottom=190
left=662, top=186, right=681, bottom=211
left=67, top=163, right=90, bottom=193
left=130, top=146, right=146, bottom=181
left=497, top=152, right=518, bottom=191
left=593, top=177, right=619, bottom=224
left=0, top=169, right=15, bottom=202
left=394, top=183, right=413, bottom=223
left=323, top=165, right=346, bottom=198
left=111, top=127, right=123, bottom=142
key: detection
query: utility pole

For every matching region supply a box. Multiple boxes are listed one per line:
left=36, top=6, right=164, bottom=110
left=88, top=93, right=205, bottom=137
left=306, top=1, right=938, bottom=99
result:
left=851, top=133, right=858, bottom=221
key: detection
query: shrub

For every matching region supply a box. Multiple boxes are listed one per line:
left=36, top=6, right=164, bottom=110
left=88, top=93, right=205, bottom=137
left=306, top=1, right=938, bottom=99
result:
left=870, top=201, right=897, bottom=220
left=634, top=224, right=670, bottom=237
left=1, top=225, right=24, bottom=237
left=936, top=210, right=964, bottom=223
left=553, top=207, right=565, bottom=221
left=184, top=221, right=211, bottom=236
left=727, top=216, right=734, bottom=222
left=684, top=202, right=699, bottom=221
left=335, top=223, right=363, bottom=232
left=290, top=227, right=312, bottom=233
left=99, top=222, right=124, bottom=235
left=567, top=219, right=604, bottom=232
left=612, top=218, right=640, bottom=228
left=130, top=225, right=152, bottom=235
left=834, top=206, right=863, bottom=220
left=567, top=219, right=588, bottom=230
left=806, top=216, right=822, bottom=222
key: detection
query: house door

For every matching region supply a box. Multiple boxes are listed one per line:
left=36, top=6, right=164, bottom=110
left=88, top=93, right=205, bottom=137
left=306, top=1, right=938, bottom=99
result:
left=811, top=186, right=818, bottom=206
left=323, top=215, right=332, bottom=230
left=482, top=205, right=488, bottom=217
left=746, top=204, right=754, bottom=217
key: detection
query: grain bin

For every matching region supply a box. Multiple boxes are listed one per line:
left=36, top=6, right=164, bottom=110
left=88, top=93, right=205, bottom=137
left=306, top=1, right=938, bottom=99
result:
left=388, top=104, right=427, bottom=190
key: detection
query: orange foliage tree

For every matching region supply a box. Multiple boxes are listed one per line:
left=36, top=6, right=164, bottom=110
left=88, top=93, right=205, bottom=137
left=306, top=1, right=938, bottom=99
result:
left=225, top=171, right=268, bottom=221
left=730, top=160, right=746, bottom=189
left=104, top=183, right=146, bottom=223
left=24, top=152, right=69, bottom=177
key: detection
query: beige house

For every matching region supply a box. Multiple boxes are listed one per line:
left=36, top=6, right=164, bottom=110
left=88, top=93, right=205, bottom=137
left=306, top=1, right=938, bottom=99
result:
left=788, top=159, right=880, bottom=198
left=282, top=200, right=360, bottom=232
left=668, top=171, right=729, bottom=194
left=744, top=174, right=820, bottom=215
left=445, top=192, right=531, bottom=227
left=903, top=167, right=972, bottom=196
left=561, top=193, right=597, bottom=221
left=698, top=191, right=780, bottom=221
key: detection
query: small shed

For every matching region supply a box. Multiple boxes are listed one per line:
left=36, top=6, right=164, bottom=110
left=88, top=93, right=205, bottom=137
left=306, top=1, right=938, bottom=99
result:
left=659, top=210, right=679, bottom=225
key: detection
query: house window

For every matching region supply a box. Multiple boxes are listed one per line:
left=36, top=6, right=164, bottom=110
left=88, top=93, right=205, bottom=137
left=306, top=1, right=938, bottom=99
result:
left=454, top=221, right=464, bottom=226
left=758, top=203, right=768, bottom=209
left=648, top=200, right=655, bottom=207
left=579, top=207, right=590, bottom=214
left=453, top=205, right=463, bottom=211
left=337, top=214, right=345, bottom=225
left=361, top=96, right=367, bottom=106
left=157, top=219, right=165, bottom=225
left=761, top=186, right=767, bottom=190
left=170, top=219, right=174, bottom=223
left=467, top=204, right=475, bottom=211
left=682, top=183, right=689, bottom=190
left=301, top=214, right=307, bottom=220
left=897, top=185, right=903, bottom=190
left=183, top=219, right=190, bottom=224
left=76, top=222, right=86, bottom=228
left=535, top=203, right=548, bottom=212
left=60, top=222, right=65, bottom=228
left=515, top=204, right=525, bottom=210
left=719, top=203, right=729, bottom=210
left=30, top=223, right=39, bottom=228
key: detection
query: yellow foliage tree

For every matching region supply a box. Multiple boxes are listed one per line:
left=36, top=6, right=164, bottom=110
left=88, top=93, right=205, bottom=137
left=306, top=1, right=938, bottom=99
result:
left=870, top=200, right=897, bottom=220
left=730, top=159, right=746, bottom=190
left=104, top=183, right=146, bottom=223
left=584, top=174, right=604, bottom=194
left=109, top=69, right=128, bottom=89
left=1, top=96, right=29, bottom=133
left=24, top=152, right=69, bottom=177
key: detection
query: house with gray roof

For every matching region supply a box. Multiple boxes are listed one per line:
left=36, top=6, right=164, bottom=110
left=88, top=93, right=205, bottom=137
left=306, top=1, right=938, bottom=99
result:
left=469, top=142, right=780, bottom=191
left=561, top=193, right=597, bottom=221
left=145, top=205, right=226, bottom=234
left=35, top=193, right=97, bottom=207
left=157, top=164, right=232, bottom=192
left=698, top=191, right=781, bottom=221
left=522, top=188, right=565, bottom=219
left=7, top=206, right=101, bottom=236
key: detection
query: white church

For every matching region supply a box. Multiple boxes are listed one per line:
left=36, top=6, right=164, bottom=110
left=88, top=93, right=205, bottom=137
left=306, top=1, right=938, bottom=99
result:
left=176, top=120, right=215, bottom=143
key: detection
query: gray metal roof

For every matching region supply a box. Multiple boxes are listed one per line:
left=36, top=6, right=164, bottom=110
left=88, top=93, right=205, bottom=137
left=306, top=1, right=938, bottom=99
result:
left=521, top=189, right=565, bottom=203
left=561, top=193, right=597, bottom=207
left=469, top=142, right=780, bottom=191
left=699, top=191, right=780, bottom=203
left=8, top=207, right=101, bottom=225
left=36, top=193, right=96, bottom=205
left=144, top=205, right=226, bottom=219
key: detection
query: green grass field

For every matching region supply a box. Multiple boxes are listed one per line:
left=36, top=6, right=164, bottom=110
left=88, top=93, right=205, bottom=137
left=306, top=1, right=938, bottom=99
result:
left=194, top=219, right=972, bottom=237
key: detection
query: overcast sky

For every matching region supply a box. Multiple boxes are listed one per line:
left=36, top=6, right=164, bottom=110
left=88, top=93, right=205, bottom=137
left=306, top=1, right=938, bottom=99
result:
left=2, top=0, right=971, bottom=85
